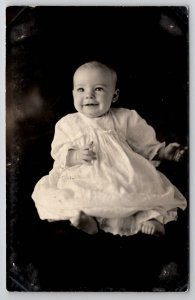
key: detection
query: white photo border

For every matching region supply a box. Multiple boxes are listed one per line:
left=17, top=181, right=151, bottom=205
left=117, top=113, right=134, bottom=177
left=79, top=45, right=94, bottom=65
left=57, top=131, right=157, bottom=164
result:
left=1, top=1, right=194, bottom=299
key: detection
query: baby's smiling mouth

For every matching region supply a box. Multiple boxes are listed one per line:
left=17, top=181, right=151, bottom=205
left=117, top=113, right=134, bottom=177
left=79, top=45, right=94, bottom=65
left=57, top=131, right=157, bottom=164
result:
left=84, top=103, right=98, bottom=106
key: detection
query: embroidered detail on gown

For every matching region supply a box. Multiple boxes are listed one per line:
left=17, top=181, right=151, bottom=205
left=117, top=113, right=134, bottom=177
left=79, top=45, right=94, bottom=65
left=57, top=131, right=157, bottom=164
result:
left=32, top=108, right=187, bottom=236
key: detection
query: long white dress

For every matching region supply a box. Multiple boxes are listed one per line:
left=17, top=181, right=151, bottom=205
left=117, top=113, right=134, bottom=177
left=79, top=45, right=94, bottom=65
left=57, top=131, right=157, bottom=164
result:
left=32, top=108, right=187, bottom=236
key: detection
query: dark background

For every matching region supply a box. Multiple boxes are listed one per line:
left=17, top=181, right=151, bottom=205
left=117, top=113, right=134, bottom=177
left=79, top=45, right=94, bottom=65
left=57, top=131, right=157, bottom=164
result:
left=6, top=6, right=189, bottom=291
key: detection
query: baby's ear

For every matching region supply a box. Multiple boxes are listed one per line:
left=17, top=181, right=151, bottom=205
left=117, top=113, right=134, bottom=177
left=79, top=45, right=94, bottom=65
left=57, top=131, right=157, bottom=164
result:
left=112, top=89, right=120, bottom=103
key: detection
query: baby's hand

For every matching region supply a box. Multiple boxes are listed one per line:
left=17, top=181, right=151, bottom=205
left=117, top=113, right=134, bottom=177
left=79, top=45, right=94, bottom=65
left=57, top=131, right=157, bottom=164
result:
left=163, top=143, right=187, bottom=162
left=66, top=142, right=96, bottom=166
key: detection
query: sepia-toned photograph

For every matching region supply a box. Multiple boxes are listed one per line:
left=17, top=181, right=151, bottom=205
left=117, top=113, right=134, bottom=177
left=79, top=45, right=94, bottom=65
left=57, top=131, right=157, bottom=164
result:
left=6, top=6, right=189, bottom=292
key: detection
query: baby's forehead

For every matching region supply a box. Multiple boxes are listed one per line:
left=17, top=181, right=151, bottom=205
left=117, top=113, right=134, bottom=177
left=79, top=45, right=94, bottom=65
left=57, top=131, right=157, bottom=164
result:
left=73, top=63, right=117, bottom=87
left=75, top=66, right=110, bottom=77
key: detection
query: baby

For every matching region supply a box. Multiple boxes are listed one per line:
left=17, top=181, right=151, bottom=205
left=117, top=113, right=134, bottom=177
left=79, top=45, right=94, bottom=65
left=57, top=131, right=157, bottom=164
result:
left=32, top=61, right=187, bottom=237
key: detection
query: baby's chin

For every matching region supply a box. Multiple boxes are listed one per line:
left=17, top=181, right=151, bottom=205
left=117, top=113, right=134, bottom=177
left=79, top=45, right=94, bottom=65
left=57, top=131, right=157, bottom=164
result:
left=76, top=109, right=110, bottom=118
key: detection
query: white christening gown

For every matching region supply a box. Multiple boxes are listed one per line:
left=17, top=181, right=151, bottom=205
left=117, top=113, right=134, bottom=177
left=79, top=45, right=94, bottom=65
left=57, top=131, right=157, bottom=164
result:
left=32, top=108, right=187, bottom=236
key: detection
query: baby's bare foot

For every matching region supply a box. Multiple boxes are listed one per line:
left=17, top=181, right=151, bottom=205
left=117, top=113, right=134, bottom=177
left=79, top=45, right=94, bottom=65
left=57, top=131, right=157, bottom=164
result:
left=141, top=220, right=165, bottom=236
left=70, top=211, right=98, bottom=234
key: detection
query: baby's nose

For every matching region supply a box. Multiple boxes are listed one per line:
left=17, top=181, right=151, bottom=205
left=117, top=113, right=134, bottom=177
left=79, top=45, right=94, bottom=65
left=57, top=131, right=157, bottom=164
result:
left=85, top=89, right=94, bottom=98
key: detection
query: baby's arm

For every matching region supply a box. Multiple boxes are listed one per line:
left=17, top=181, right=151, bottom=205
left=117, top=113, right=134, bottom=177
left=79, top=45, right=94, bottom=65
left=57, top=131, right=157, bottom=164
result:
left=51, top=117, right=96, bottom=168
left=66, top=142, right=96, bottom=167
left=124, top=109, right=187, bottom=163
left=157, top=143, right=187, bottom=162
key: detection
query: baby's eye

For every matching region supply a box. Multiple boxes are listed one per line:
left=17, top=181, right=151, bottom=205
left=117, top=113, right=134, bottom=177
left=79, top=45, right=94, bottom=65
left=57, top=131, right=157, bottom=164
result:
left=77, top=87, right=84, bottom=92
left=95, top=87, right=104, bottom=92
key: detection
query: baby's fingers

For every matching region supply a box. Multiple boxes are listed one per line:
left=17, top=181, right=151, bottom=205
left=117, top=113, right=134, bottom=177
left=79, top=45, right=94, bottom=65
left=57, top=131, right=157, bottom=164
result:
left=88, top=150, right=96, bottom=157
left=81, top=153, right=96, bottom=164
left=82, top=149, right=96, bottom=155
left=81, top=159, right=94, bottom=165
left=173, top=146, right=188, bottom=162
left=82, top=150, right=96, bottom=159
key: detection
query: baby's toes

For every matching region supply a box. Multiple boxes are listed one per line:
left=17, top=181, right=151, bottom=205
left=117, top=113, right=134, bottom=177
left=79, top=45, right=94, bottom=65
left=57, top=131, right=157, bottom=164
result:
left=146, top=225, right=153, bottom=235
left=141, top=224, right=149, bottom=234
left=141, top=223, right=154, bottom=235
left=149, top=226, right=155, bottom=235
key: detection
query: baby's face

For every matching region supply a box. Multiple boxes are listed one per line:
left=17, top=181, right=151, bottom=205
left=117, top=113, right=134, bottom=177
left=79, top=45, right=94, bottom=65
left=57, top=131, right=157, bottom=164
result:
left=73, top=67, right=116, bottom=118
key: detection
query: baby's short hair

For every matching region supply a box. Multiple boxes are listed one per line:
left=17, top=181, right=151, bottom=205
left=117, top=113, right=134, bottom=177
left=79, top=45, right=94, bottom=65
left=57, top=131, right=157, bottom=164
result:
left=73, top=61, right=117, bottom=88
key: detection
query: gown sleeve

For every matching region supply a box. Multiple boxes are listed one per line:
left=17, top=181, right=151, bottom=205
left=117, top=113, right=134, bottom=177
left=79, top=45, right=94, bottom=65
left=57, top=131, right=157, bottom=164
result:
left=51, top=116, right=74, bottom=169
left=125, top=109, right=165, bottom=162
